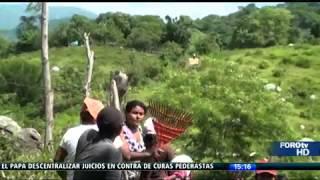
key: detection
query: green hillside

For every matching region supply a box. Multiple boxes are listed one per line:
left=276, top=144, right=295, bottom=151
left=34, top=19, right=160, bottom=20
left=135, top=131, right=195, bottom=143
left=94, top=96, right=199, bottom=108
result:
left=0, top=44, right=319, bottom=179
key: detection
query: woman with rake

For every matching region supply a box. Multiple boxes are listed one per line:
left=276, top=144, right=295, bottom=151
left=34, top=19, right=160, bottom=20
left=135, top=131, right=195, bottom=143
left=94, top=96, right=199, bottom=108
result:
left=115, top=100, right=160, bottom=180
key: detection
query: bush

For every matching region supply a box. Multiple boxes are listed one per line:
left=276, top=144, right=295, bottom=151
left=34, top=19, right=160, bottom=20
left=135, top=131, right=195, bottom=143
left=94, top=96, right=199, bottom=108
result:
left=125, top=54, right=163, bottom=86
left=151, top=60, right=294, bottom=165
left=302, top=50, right=314, bottom=56
left=253, top=49, right=264, bottom=56
left=268, top=53, right=277, bottom=60
left=272, top=68, right=286, bottom=78
left=160, top=42, right=184, bottom=62
left=281, top=57, right=293, bottom=65
left=0, top=60, right=42, bottom=105
left=258, top=60, right=270, bottom=69
left=295, top=57, right=311, bottom=68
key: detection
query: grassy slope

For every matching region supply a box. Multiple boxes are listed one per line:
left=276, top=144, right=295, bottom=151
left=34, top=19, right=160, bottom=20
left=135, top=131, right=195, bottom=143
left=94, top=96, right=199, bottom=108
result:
left=3, top=44, right=318, bottom=145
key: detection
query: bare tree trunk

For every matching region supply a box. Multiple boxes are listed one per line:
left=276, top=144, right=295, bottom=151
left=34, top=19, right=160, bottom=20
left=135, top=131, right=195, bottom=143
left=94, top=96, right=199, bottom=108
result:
left=83, top=32, right=94, bottom=97
left=110, top=80, right=120, bottom=111
left=41, top=2, right=54, bottom=149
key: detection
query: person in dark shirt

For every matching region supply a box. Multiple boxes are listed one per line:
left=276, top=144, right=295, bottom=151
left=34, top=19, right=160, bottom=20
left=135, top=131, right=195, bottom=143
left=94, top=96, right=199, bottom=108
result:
left=73, top=106, right=124, bottom=180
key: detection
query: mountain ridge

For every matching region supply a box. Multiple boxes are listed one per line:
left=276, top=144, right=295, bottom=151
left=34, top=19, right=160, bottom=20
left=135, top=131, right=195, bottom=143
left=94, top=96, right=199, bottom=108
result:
left=0, top=4, right=97, bottom=30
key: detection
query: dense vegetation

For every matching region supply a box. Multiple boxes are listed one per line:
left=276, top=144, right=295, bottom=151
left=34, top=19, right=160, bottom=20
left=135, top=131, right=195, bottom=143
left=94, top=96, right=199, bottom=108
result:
left=0, top=2, right=320, bottom=179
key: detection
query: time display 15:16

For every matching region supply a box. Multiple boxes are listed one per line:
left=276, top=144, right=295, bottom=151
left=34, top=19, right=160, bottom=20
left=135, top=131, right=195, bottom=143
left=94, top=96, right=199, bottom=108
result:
left=228, top=163, right=256, bottom=171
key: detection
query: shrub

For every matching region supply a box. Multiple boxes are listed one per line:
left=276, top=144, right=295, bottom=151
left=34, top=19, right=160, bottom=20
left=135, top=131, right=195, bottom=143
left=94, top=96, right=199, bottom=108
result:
left=295, top=57, right=311, bottom=68
left=253, top=49, right=264, bottom=56
left=125, top=55, right=163, bottom=86
left=258, top=60, right=270, bottom=69
left=268, top=53, right=277, bottom=60
left=281, top=57, right=293, bottom=65
left=302, top=50, right=314, bottom=56
left=272, top=68, right=286, bottom=78
left=0, top=60, right=42, bottom=105
left=160, top=42, right=184, bottom=62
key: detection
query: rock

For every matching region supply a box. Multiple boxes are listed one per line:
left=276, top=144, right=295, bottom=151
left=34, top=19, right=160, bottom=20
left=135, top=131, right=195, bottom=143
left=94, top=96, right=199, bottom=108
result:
left=264, top=83, right=281, bottom=92
left=310, top=94, right=317, bottom=100
left=0, top=116, right=22, bottom=135
left=0, top=116, right=42, bottom=151
left=17, top=128, right=42, bottom=150
left=51, top=66, right=60, bottom=72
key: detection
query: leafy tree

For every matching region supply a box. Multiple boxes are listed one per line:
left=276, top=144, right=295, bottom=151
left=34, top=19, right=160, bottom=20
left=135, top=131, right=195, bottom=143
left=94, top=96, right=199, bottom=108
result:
left=49, top=22, right=70, bottom=47
left=93, top=17, right=125, bottom=45
left=126, top=15, right=164, bottom=51
left=162, top=15, right=192, bottom=49
left=279, top=3, right=320, bottom=42
left=194, top=33, right=220, bottom=55
left=231, top=7, right=293, bottom=48
left=15, top=16, right=40, bottom=52
left=67, top=15, right=95, bottom=45
left=96, top=12, right=132, bottom=38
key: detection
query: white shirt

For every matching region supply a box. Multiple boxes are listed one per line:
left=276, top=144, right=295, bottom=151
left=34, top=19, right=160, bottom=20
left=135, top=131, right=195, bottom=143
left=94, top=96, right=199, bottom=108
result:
left=59, top=124, right=98, bottom=180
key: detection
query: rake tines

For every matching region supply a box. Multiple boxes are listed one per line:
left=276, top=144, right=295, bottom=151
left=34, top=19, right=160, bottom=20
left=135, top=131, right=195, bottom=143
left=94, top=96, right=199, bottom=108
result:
left=148, top=100, right=192, bottom=129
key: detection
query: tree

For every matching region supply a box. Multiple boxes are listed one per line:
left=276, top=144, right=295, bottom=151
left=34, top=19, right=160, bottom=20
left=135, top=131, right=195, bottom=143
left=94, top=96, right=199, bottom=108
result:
left=162, top=15, right=192, bottom=49
left=126, top=15, right=164, bottom=51
left=96, top=12, right=132, bottom=38
left=67, top=15, right=95, bottom=45
left=92, top=21, right=124, bottom=45
left=41, top=2, right=54, bottom=149
left=16, top=16, right=40, bottom=52
left=49, top=22, right=70, bottom=47
left=284, top=3, right=320, bottom=40
left=231, top=7, right=293, bottom=48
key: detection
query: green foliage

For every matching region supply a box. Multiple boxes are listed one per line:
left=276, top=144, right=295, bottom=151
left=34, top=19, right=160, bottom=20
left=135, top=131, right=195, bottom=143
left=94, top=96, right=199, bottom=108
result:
left=52, top=66, right=84, bottom=114
left=295, top=57, right=311, bottom=68
left=231, top=7, right=293, bottom=48
left=151, top=60, right=294, bottom=164
left=66, top=15, right=95, bottom=45
left=0, top=60, right=42, bottom=105
left=15, top=15, right=40, bottom=52
left=49, top=22, right=69, bottom=47
left=124, top=53, right=163, bottom=86
left=194, top=33, right=220, bottom=55
left=0, top=35, right=12, bottom=58
left=272, top=68, right=286, bottom=77
left=160, top=41, right=184, bottom=62
left=258, top=60, right=270, bottom=69
left=162, top=16, right=192, bottom=49
left=281, top=57, right=293, bottom=65
left=126, top=15, right=164, bottom=51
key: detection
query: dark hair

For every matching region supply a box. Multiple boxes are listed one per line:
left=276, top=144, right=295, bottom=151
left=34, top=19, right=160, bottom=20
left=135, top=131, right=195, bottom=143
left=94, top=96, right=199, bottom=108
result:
left=143, top=134, right=157, bottom=149
left=80, top=105, right=94, bottom=124
left=96, top=107, right=124, bottom=138
left=125, top=100, right=147, bottom=114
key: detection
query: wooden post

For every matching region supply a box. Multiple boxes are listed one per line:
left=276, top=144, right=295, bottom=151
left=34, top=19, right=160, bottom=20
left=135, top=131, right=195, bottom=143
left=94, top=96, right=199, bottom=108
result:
left=83, top=32, right=94, bottom=97
left=110, top=79, right=121, bottom=111
left=41, top=2, right=54, bottom=149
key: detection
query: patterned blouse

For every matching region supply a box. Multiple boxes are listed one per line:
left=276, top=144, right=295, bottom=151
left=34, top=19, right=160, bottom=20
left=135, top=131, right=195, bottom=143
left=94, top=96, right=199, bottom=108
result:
left=122, top=125, right=146, bottom=153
